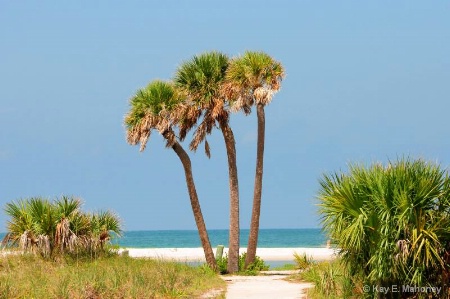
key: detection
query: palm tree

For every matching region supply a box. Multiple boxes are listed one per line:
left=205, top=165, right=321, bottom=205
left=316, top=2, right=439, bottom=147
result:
left=174, top=51, right=241, bottom=273
left=224, top=51, right=284, bottom=267
left=124, top=80, right=217, bottom=270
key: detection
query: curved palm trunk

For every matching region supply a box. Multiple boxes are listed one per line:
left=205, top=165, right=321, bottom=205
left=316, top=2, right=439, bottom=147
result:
left=245, top=104, right=265, bottom=268
left=170, top=139, right=217, bottom=270
left=219, top=123, right=240, bottom=273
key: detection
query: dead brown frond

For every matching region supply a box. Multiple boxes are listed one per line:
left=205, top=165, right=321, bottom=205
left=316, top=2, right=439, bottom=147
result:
left=55, top=218, right=76, bottom=252
left=19, top=230, right=35, bottom=252
left=204, top=139, right=211, bottom=159
left=190, top=119, right=208, bottom=151
left=36, top=235, right=51, bottom=257
left=173, top=103, right=202, bottom=141
left=211, top=99, right=224, bottom=120
left=1, top=232, right=13, bottom=248
left=254, top=86, right=274, bottom=106
left=125, top=113, right=161, bottom=152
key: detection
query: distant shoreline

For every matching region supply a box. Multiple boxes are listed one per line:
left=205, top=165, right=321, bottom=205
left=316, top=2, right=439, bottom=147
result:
left=119, top=247, right=336, bottom=262
left=111, top=228, right=328, bottom=248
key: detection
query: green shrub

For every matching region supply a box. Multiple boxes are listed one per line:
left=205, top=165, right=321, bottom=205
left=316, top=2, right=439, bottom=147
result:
left=217, top=252, right=269, bottom=275
left=298, top=259, right=361, bottom=299
left=293, top=252, right=314, bottom=270
left=318, top=158, right=450, bottom=298
left=2, top=196, right=122, bottom=259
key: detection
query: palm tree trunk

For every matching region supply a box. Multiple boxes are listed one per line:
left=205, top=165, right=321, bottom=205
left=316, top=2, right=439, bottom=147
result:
left=170, top=140, right=217, bottom=270
left=245, top=104, right=265, bottom=268
left=219, top=123, right=240, bottom=274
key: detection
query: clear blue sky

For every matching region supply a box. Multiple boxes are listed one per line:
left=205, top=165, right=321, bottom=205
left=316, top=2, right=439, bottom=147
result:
left=1, top=1, right=449, bottom=231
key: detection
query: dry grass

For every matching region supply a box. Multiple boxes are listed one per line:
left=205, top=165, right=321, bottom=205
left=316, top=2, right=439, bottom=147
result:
left=0, top=253, right=225, bottom=298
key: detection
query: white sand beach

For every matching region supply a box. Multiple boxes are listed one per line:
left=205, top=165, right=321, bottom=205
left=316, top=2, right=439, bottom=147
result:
left=119, top=247, right=336, bottom=262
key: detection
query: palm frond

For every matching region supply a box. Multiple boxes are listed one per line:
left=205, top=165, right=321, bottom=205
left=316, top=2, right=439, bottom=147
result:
left=124, top=80, right=183, bottom=152
left=318, top=157, right=450, bottom=288
left=225, top=51, right=285, bottom=110
left=174, top=51, right=230, bottom=154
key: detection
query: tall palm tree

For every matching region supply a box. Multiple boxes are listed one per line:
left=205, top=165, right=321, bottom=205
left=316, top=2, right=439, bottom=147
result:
left=174, top=51, right=241, bottom=273
left=124, top=80, right=217, bottom=270
left=224, top=51, right=285, bottom=267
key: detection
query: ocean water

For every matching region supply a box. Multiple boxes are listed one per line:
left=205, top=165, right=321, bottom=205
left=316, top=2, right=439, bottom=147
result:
left=0, top=229, right=328, bottom=248
left=111, top=228, right=327, bottom=248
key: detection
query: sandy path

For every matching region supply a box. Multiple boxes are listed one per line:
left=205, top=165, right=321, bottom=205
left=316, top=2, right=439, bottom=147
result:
left=223, top=271, right=313, bottom=299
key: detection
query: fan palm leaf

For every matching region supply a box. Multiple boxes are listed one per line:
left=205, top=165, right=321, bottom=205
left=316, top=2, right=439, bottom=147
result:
left=318, top=158, right=450, bottom=292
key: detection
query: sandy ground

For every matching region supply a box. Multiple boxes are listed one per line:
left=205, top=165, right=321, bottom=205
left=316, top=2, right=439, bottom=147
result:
left=119, top=247, right=336, bottom=262
left=223, top=271, right=313, bottom=299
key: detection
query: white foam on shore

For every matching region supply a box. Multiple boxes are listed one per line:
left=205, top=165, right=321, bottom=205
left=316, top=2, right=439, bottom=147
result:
left=119, top=247, right=337, bottom=262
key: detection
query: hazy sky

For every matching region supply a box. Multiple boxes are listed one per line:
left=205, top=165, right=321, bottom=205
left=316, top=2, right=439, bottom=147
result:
left=1, top=1, right=449, bottom=231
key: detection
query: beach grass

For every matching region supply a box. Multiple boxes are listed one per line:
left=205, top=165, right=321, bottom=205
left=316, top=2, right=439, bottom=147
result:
left=0, top=253, right=225, bottom=298
left=289, top=258, right=362, bottom=299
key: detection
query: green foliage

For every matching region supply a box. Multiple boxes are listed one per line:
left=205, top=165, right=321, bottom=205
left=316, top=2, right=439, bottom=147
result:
left=174, top=51, right=229, bottom=104
left=217, top=252, right=269, bottom=275
left=270, top=263, right=297, bottom=271
left=0, top=254, right=225, bottom=299
left=2, top=196, right=122, bottom=259
left=224, top=51, right=285, bottom=113
left=318, top=158, right=450, bottom=298
left=125, top=80, right=181, bottom=129
left=298, top=259, right=361, bottom=299
left=293, top=252, right=314, bottom=270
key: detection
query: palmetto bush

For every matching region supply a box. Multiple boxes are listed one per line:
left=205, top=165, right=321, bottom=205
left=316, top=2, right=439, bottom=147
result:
left=318, top=158, right=450, bottom=298
left=2, top=196, right=122, bottom=258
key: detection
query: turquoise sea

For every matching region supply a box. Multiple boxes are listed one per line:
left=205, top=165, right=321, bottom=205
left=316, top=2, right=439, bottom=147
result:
left=111, top=228, right=327, bottom=248
left=1, top=229, right=327, bottom=248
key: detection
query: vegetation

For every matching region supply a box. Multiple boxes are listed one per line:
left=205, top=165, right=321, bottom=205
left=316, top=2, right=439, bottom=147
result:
left=0, top=254, right=225, bottom=299
left=293, top=258, right=361, bottom=299
left=293, top=252, right=314, bottom=270
left=124, top=80, right=217, bottom=270
left=270, top=263, right=297, bottom=271
left=317, top=158, right=450, bottom=298
left=2, top=196, right=121, bottom=258
left=217, top=252, right=269, bottom=275
left=224, top=51, right=285, bottom=268
left=125, top=50, right=284, bottom=273
left=174, top=51, right=241, bottom=273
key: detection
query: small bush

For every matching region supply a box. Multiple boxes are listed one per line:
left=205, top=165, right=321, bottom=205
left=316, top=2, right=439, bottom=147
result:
left=2, top=196, right=122, bottom=259
left=217, top=252, right=269, bottom=275
left=318, top=158, right=450, bottom=297
left=297, top=259, right=361, bottom=299
left=293, top=252, right=314, bottom=270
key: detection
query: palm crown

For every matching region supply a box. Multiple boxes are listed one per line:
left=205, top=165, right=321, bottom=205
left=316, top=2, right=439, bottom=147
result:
left=125, top=80, right=182, bottom=152
left=174, top=51, right=230, bottom=155
left=224, top=51, right=285, bottom=113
